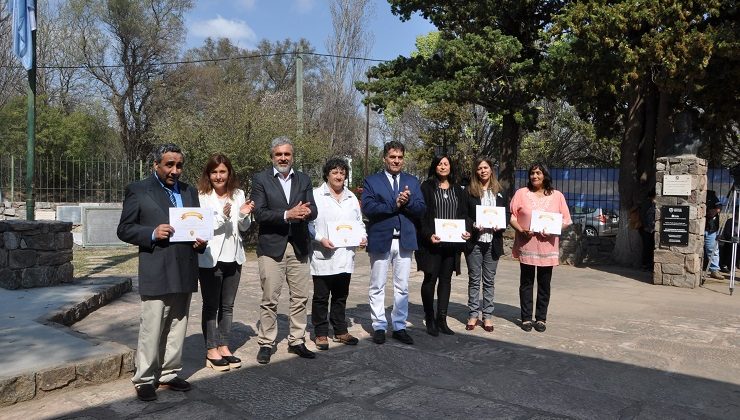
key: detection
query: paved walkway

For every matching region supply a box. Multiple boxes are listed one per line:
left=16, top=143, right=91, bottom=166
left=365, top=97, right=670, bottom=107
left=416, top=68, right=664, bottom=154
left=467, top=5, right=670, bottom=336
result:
left=2, top=251, right=740, bottom=419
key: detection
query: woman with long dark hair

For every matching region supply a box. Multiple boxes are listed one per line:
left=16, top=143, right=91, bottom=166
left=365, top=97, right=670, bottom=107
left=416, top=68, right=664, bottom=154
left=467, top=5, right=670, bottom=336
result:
left=416, top=154, right=470, bottom=336
left=464, top=157, right=507, bottom=332
left=509, top=163, right=571, bottom=333
left=197, top=154, right=254, bottom=371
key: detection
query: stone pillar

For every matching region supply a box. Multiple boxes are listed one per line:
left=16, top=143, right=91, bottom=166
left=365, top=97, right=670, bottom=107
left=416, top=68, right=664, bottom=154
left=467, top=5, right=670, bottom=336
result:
left=653, top=155, right=707, bottom=288
left=0, top=220, right=74, bottom=289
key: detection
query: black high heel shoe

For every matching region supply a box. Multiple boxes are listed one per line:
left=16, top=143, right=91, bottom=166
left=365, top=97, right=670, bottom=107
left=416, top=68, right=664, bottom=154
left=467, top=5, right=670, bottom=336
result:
left=425, top=315, right=439, bottom=336
left=436, top=315, right=455, bottom=335
left=206, top=357, right=230, bottom=372
left=222, top=355, right=241, bottom=368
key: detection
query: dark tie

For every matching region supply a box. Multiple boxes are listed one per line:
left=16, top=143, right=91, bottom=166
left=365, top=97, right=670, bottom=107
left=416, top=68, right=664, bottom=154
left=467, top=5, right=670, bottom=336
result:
left=392, top=174, right=399, bottom=197
left=163, top=187, right=176, bottom=206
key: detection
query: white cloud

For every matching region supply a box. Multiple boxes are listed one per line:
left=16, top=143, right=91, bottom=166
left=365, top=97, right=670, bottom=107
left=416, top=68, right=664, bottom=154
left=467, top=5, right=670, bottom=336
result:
left=292, top=0, right=314, bottom=13
left=190, top=15, right=257, bottom=46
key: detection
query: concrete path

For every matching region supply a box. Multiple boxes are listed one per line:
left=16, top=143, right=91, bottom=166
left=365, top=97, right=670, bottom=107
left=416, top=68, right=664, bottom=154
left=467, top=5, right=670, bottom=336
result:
left=2, top=252, right=739, bottom=419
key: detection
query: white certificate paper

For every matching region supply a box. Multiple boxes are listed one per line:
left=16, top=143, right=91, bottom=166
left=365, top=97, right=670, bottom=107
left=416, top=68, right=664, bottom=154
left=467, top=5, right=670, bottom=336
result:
left=327, top=221, right=363, bottom=247
left=530, top=211, right=563, bottom=235
left=169, top=207, right=214, bottom=242
left=476, top=205, right=506, bottom=229
left=434, top=218, right=466, bottom=243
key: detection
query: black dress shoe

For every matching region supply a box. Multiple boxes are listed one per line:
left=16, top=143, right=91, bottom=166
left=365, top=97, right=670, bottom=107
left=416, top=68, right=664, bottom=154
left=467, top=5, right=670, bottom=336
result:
left=372, top=329, right=386, bottom=344
left=256, top=347, right=272, bottom=364
left=222, top=355, right=242, bottom=368
left=158, top=377, right=191, bottom=392
left=288, top=343, right=316, bottom=359
left=521, top=320, right=533, bottom=332
left=206, top=357, right=230, bottom=372
left=534, top=320, right=547, bottom=332
left=392, top=329, right=414, bottom=345
left=135, top=383, right=157, bottom=401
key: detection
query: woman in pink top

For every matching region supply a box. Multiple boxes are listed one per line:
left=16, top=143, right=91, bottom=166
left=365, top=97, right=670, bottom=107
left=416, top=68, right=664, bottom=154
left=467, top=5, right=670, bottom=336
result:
left=509, top=163, right=571, bottom=333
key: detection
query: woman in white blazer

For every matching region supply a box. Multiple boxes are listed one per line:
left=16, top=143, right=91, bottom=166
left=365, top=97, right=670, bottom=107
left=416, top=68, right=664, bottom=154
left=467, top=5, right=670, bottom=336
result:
left=197, top=154, right=253, bottom=371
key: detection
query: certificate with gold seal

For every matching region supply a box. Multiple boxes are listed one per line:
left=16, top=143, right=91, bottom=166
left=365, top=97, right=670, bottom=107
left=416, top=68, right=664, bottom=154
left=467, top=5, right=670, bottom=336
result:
left=476, top=205, right=506, bottom=229
left=327, top=221, right=363, bottom=247
left=169, top=207, right=214, bottom=242
left=434, top=218, right=466, bottom=243
left=530, top=210, right=563, bottom=235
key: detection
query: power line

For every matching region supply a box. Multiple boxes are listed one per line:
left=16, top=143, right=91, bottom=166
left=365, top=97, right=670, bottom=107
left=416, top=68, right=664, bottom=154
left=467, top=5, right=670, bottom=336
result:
left=1, top=51, right=390, bottom=70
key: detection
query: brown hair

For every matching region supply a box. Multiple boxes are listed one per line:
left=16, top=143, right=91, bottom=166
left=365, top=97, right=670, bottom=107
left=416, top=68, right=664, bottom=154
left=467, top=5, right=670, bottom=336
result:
left=467, top=157, right=501, bottom=198
left=198, top=154, right=240, bottom=198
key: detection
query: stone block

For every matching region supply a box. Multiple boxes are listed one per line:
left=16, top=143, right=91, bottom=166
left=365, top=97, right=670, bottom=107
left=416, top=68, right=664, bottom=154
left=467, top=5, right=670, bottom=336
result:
left=9, top=249, right=36, bottom=268
left=661, top=263, right=684, bottom=275
left=671, top=273, right=698, bottom=288
left=5, top=220, right=37, bottom=231
left=55, top=232, right=73, bottom=249
left=20, top=233, right=57, bottom=251
left=3, top=232, right=20, bottom=249
left=0, top=268, right=21, bottom=289
left=0, top=249, right=7, bottom=267
left=36, top=366, right=76, bottom=392
left=21, top=267, right=49, bottom=288
left=0, top=374, right=35, bottom=406
left=685, top=254, right=701, bottom=273
left=4, top=208, right=16, bottom=217
left=36, top=250, right=73, bottom=266
left=55, top=262, right=74, bottom=283
left=75, top=355, right=122, bottom=386
left=656, top=162, right=665, bottom=171
left=654, top=250, right=684, bottom=265
left=689, top=220, right=702, bottom=235
left=653, top=263, right=663, bottom=284
left=121, top=350, right=136, bottom=374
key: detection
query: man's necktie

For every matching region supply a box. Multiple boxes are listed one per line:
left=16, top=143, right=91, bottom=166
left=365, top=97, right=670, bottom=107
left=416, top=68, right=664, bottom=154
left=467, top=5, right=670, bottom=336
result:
left=392, top=174, right=399, bottom=197
left=163, top=187, right=176, bottom=206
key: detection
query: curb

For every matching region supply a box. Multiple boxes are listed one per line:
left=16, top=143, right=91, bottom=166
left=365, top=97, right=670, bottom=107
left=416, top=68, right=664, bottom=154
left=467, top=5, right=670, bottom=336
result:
left=0, top=277, right=135, bottom=407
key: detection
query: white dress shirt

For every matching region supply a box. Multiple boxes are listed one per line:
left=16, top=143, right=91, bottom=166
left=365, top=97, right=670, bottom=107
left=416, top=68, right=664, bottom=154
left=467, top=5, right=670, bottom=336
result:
left=308, top=183, right=367, bottom=276
left=198, top=188, right=251, bottom=268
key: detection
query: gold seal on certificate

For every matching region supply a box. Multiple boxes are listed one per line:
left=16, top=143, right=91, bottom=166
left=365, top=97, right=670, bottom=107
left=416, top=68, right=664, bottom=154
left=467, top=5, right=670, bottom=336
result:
left=434, top=218, right=466, bottom=243
left=168, top=207, right=214, bottom=242
left=476, top=205, right=506, bottom=229
left=327, top=221, right=363, bottom=247
left=530, top=210, right=563, bottom=235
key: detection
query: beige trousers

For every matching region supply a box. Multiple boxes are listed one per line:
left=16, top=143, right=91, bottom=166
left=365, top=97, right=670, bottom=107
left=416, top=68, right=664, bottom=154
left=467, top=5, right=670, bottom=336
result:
left=131, top=293, right=191, bottom=385
left=257, top=243, right=310, bottom=347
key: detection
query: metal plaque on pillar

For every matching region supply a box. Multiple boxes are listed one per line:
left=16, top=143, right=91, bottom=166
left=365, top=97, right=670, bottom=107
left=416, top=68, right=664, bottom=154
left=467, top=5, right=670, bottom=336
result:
left=660, top=206, right=689, bottom=246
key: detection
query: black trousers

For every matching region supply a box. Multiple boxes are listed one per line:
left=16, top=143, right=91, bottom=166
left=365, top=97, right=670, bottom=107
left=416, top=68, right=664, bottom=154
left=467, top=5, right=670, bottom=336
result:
left=311, top=273, right=351, bottom=337
left=421, top=247, right=456, bottom=318
left=199, top=261, right=241, bottom=349
left=519, top=263, right=553, bottom=322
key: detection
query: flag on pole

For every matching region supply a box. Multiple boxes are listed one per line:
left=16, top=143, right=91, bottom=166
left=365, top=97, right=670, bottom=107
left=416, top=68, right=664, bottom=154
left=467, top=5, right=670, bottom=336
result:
left=9, top=0, right=37, bottom=71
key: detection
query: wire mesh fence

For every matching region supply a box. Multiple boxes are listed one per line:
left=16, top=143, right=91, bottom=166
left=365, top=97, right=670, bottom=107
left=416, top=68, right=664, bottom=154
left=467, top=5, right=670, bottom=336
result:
left=0, top=156, right=735, bottom=206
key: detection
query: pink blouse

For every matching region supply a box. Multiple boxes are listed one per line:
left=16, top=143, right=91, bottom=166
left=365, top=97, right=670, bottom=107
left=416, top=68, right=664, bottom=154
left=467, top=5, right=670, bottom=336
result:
left=510, top=188, right=572, bottom=267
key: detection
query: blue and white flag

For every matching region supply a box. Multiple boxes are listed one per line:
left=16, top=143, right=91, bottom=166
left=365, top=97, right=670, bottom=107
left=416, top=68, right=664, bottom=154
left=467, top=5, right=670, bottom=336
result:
left=9, top=0, right=37, bottom=71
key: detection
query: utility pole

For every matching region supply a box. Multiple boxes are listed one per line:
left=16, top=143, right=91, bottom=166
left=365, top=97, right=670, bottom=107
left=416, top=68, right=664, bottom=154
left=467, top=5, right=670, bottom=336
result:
left=296, top=46, right=304, bottom=138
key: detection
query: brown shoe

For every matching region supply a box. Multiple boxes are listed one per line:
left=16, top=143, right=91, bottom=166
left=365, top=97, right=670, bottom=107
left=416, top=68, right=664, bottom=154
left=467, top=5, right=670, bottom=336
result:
left=315, top=336, right=329, bottom=350
left=333, top=333, right=359, bottom=345
left=709, top=271, right=724, bottom=280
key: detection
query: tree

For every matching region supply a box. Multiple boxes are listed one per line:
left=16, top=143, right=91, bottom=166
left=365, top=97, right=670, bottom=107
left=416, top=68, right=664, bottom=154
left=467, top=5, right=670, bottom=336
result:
left=65, top=0, right=193, bottom=160
left=549, top=0, right=740, bottom=265
left=358, top=1, right=566, bottom=197
left=0, top=0, right=25, bottom=107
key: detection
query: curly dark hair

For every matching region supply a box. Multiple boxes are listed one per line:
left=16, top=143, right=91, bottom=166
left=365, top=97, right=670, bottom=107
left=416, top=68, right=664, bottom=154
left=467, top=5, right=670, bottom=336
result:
left=322, top=157, right=350, bottom=182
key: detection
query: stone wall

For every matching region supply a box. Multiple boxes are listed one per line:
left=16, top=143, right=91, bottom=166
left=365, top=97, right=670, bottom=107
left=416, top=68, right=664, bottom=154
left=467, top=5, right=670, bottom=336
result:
left=652, top=155, right=707, bottom=288
left=0, top=220, right=74, bottom=289
left=0, top=201, right=57, bottom=221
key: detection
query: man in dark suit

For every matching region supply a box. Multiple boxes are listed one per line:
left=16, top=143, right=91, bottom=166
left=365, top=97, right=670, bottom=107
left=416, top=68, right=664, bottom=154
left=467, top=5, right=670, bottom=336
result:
left=362, top=141, right=426, bottom=345
left=252, top=136, right=318, bottom=364
left=117, top=143, right=207, bottom=401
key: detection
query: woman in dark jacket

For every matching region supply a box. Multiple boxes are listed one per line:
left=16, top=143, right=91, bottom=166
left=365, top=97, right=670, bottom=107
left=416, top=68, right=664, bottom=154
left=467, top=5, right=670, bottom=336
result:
left=464, top=157, right=507, bottom=332
left=417, top=154, right=471, bottom=336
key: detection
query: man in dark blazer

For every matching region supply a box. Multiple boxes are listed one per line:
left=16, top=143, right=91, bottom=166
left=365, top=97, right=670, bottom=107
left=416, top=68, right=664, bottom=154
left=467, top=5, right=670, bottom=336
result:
left=117, top=143, right=207, bottom=401
left=251, top=136, right=318, bottom=364
left=362, top=141, right=426, bottom=345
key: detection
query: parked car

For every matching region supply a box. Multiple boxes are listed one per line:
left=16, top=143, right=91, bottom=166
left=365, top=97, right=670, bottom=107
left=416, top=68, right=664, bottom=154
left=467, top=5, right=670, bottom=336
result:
left=569, top=206, right=619, bottom=237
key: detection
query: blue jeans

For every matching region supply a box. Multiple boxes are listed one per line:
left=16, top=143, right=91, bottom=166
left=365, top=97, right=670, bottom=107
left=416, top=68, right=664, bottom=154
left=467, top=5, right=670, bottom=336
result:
left=704, top=231, right=720, bottom=272
left=465, top=242, right=498, bottom=320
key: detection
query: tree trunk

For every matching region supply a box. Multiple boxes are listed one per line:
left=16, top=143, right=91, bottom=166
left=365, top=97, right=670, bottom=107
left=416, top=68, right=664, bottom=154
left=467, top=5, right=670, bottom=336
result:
left=498, top=112, right=520, bottom=200
left=613, top=82, right=659, bottom=266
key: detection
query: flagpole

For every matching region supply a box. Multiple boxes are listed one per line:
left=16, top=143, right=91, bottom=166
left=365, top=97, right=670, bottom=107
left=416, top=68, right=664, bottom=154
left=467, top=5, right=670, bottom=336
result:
left=25, top=5, right=36, bottom=221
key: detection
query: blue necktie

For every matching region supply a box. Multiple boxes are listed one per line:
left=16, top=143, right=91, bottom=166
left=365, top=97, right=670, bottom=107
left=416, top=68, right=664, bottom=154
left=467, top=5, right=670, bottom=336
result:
left=392, top=174, right=399, bottom=197
left=163, top=187, right=176, bottom=206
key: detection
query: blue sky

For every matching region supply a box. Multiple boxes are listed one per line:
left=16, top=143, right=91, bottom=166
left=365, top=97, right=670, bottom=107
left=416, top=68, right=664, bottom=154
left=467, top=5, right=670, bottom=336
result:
left=185, top=0, right=436, bottom=60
